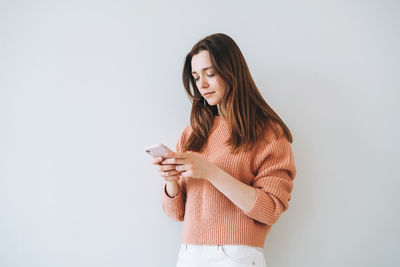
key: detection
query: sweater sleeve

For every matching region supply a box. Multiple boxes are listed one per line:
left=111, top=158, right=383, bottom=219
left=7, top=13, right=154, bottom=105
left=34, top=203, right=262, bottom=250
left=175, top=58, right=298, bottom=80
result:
left=244, top=127, right=297, bottom=226
left=161, top=126, right=189, bottom=222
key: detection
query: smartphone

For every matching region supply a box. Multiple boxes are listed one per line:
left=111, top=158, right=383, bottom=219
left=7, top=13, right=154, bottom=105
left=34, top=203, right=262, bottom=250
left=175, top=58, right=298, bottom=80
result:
left=144, top=143, right=174, bottom=158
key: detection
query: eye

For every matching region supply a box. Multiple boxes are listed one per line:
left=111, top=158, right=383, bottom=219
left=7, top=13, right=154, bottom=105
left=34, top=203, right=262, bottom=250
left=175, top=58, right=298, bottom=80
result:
left=193, top=74, right=215, bottom=82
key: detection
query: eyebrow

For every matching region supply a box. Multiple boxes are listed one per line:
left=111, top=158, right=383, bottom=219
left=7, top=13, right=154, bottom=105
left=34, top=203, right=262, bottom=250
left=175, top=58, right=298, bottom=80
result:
left=192, top=66, right=214, bottom=74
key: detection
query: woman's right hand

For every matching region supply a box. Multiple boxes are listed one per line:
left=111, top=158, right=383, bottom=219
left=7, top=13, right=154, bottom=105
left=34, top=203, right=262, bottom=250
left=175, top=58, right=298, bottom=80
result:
left=152, top=156, right=181, bottom=182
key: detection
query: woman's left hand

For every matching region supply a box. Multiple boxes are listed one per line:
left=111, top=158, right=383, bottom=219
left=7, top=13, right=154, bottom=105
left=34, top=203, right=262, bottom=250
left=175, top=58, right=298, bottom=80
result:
left=161, top=151, right=219, bottom=180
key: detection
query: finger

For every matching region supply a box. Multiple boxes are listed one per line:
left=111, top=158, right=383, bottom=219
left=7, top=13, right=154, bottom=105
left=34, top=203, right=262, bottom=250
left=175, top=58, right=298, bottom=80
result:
left=161, top=158, right=186, bottom=165
left=179, top=170, right=192, bottom=178
left=164, top=152, right=176, bottom=158
left=159, top=164, right=178, bottom=172
left=165, top=152, right=175, bottom=158
left=152, top=157, right=163, bottom=164
left=160, top=170, right=181, bottom=177
left=175, top=165, right=186, bottom=172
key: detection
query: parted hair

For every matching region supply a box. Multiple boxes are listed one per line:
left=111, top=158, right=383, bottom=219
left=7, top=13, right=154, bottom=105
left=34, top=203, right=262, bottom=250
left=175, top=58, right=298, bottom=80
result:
left=182, top=33, right=293, bottom=154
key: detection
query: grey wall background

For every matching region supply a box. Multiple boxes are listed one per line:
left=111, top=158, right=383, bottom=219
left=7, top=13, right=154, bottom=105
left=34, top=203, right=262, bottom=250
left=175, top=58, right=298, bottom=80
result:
left=1, top=0, right=399, bottom=266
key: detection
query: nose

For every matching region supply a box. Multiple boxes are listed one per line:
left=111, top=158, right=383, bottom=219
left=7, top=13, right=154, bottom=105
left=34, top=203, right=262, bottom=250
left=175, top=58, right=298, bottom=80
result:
left=198, top=76, right=209, bottom=89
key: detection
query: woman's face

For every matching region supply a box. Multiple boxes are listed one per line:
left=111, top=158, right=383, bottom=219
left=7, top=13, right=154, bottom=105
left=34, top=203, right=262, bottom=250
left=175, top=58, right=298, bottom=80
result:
left=191, top=50, right=228, bottom=107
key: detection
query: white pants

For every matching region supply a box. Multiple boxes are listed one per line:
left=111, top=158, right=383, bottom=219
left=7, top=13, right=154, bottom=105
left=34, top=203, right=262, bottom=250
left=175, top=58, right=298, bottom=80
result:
left=176, top=244, right=267, bottom=267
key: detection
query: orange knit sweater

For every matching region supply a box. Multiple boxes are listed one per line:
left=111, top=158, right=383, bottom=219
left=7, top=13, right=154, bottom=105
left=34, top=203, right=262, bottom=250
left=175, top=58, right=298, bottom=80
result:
left=161, top=115, right=296, bottom=248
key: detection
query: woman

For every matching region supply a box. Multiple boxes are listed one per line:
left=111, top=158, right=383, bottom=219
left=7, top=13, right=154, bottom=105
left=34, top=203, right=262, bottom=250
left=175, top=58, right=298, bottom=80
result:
left=152, top=33, right=296, bottom=267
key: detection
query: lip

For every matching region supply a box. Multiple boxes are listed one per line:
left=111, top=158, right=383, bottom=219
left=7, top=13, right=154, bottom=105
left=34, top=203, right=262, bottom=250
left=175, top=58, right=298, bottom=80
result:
left=203, top=92, right=215, bottom=97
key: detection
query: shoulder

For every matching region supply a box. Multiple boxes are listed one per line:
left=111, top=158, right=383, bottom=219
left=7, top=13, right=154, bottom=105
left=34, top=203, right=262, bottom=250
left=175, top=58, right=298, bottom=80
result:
left=177, top=124, right=193, bottom=144
left=252, top=119, right=293, bottom=168
left=182, top=124, right=193, bottom=137
left=261, top=119, right=286, bottom=143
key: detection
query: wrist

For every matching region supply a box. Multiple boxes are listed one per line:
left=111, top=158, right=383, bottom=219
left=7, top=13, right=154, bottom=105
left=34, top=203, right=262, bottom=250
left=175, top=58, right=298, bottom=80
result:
left=165, top=180, right=179, bottom=198
left=208, top=167, right=223, bottom=184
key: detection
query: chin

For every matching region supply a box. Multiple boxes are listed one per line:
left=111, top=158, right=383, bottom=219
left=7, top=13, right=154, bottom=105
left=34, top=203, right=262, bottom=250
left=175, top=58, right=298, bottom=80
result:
left=206, top=98, right=220, bottom=106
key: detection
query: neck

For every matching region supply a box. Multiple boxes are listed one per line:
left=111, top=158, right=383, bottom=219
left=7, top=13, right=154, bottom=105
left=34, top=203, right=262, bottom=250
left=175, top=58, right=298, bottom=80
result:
left=217, top=104, right=225, bottom=117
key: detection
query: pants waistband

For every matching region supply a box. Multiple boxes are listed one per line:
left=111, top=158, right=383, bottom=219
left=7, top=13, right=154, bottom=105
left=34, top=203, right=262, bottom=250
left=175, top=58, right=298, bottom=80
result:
left=181, top=244, right=263, bottom=251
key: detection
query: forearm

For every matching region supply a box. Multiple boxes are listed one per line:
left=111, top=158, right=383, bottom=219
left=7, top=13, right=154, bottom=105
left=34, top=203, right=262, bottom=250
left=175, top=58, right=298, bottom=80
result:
left=207, top=168, right=257, bottom=213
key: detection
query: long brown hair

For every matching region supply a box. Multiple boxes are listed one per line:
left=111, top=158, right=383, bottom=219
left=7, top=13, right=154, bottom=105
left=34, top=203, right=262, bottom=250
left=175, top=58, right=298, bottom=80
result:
left=182, top=33, right=293, bottom=154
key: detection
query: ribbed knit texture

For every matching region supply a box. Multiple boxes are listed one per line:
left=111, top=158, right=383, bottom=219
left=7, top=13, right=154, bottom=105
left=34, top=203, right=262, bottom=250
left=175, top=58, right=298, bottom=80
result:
left=161, top=115, right=296, bottom=248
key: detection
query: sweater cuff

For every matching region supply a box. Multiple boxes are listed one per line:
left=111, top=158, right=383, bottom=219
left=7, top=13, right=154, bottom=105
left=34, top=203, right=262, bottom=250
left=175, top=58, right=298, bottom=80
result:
left=244, top=188, right=276, bottom=224
left=163, top=183, right=182, bottom=199
left=161, top=183, right=185, bottom=220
